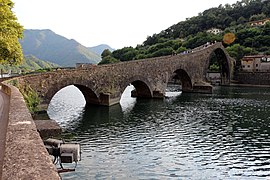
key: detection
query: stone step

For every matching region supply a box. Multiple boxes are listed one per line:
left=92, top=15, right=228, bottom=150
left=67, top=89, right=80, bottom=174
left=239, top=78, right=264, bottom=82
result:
left=34, top=120, right=62, bottom=139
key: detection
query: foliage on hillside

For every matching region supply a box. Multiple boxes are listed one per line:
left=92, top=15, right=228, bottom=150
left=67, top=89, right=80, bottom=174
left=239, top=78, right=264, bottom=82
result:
left=0, top=55, right=58, bottom=74
left=100, top=0, right=270, bottom=71
left=145, top=0, right=270, bottom=43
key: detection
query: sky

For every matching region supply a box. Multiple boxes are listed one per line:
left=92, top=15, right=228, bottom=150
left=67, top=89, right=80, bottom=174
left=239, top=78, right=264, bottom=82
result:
left=13, top=0, right=238, bottom=49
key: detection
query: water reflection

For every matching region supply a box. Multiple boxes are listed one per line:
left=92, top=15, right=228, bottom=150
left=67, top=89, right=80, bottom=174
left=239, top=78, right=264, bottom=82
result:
left=48, top=85, right=138, bottom=129
left=47, top=85, right=270, bottom=179
left=120, top=85, right=136, bottom=113
left=47, top=85, right=85, bottom=128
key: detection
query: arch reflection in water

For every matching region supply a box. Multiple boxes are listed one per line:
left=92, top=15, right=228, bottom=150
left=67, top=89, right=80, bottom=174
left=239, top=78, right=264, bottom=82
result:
left=165, top=83, right=182, bottom=98
left=47, top=85, right=86, bottom=128
left=120, top=85, right=136, bottom=113
left=47, top=85, right=139, bottom=129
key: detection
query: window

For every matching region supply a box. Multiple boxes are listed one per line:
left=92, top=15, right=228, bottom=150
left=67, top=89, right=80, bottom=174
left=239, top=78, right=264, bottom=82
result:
left=247, top=65, right=250, bottom=68
left=256, top=64, right=258, bottom=67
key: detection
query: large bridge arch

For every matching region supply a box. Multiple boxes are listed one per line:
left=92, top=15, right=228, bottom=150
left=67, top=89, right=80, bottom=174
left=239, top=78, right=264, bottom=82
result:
left=205, top=47, right=231, bottom=85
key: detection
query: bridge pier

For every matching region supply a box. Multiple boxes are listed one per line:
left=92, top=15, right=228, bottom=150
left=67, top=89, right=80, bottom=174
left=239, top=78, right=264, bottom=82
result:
left=153, top=91, right=165, bottom=98
left=32, top=103, right=50, bottom=120
left=131, top=90, right=164, bottom=99
left=98, top=93, right=121, bottom=106
left=191, top=83, right=213, bottom=94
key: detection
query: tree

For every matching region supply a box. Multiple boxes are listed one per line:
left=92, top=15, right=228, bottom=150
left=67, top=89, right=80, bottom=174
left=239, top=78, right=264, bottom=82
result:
left=249, top=13, right=266, bottom=21
left=112, top=47, right=138, bottom=61
left=237, top=16, right=247, bottom=24
left=262, top=1, right=270, bottom=16
left=99, top=49, right=120, bottom=65
left=151, top=47, right=174, bottom=57
left=0, top=0, right=24, bottom=65
left=101, top=49, right=112, bottom=59
left=226, top=44, right=257, bottom=71
left=98, top=56, right=119, bottom=65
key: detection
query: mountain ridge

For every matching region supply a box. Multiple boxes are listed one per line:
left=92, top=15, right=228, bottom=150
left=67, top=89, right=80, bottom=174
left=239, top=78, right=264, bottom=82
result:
left=88, top=44, right=115, bottom=55
left=20, top=29, right=102, bottom=67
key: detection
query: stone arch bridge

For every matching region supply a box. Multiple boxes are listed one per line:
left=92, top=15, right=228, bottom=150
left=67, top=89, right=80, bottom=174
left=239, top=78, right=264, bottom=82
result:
left=11, top=42, right=233, bottom=109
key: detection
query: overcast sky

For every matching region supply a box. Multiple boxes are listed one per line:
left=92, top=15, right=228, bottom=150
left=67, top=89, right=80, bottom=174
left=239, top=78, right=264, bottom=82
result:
left=13, top=0, right=238, bottom=49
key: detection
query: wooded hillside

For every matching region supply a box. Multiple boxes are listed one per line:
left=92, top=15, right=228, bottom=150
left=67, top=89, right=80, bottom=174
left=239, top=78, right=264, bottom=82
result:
left=100, top=0, right=270, bottom=71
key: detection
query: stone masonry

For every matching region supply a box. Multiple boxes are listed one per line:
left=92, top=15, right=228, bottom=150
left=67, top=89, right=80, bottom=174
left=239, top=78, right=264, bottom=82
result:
left=11, top=42, right=233, bottom=108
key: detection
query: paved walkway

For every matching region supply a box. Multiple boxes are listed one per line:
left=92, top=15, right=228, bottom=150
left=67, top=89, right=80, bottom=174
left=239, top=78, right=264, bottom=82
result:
left=0, top=90, right=10, bottom=178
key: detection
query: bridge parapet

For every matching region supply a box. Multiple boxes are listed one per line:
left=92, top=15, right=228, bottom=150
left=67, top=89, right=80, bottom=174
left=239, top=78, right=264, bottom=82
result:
left=0, top=83, right=60, bottom=179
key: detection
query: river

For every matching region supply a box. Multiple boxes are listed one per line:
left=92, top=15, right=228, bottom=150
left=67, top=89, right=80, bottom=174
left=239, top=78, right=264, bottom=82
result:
left=47, top=85, right=270, bottom=179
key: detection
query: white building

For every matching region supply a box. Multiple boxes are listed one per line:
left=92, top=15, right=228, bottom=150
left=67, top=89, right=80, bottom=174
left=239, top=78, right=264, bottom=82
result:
left=250, top=18, right=270, bottom=27
left=241, top=55, right=270, bottom=72
left=206, top=28, right=223, bottom=35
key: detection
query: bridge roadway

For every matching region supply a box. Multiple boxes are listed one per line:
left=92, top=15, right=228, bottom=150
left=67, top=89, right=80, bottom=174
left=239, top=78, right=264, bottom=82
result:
left=0, top=90, right=9, bottom=178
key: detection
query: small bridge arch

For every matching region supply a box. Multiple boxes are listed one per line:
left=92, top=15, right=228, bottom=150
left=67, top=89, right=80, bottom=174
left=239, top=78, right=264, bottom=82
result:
left=170, top=68, right=193, bottom=92
left=120, top=75, right=154, bottom=99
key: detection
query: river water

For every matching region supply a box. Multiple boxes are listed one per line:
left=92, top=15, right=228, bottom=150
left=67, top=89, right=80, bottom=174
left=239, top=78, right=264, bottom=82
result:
left=47, top=85, right=270, bottom=180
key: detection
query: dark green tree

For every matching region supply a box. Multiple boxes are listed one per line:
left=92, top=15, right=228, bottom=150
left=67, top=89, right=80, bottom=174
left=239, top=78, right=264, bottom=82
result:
left=226, top=44, right=257, bottom=71
left=249, top=13, right=266, bottom=21
left=98, top=56, right=119, bottom=65
left=112, top=47, right=138, bottom=61
left=101, top=49, right=112, bottom=59
left=99, top=49, right=120, bottom=65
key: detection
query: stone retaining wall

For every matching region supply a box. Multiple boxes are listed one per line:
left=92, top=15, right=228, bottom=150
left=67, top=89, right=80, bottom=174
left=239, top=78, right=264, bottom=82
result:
left=0, top=83, right=60, bottom=180
left=235, top=72, right=270, bottom=85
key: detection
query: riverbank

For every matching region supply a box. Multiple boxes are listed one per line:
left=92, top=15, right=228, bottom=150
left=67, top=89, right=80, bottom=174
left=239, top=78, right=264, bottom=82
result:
left=226, top=81, right=270, bottom=88
left=234, top=72, right=270, bottom=85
